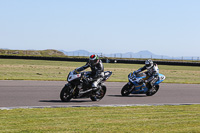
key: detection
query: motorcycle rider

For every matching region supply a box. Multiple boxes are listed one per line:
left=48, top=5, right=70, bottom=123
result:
left=134, top=59, right=159, bottom=91
left=75, top=54, right=104, bottom=92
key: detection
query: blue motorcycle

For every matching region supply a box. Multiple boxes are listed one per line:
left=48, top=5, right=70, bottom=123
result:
left=121, top=72, right=165, bottom=96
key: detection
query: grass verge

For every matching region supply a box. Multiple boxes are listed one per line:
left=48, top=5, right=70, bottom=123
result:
left=0, top=105, right=200, bottom=132
left=0, top=59, right=200, bottom=83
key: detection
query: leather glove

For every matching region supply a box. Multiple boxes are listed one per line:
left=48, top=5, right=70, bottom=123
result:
left=74, top=69, right=79, bottom=74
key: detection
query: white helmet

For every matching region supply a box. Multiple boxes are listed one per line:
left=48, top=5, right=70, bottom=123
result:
left=145, top=59, right=153, bottom=69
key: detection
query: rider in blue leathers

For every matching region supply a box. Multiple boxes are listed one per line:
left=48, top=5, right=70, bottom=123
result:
left=134, top=59, right=159, bottom=91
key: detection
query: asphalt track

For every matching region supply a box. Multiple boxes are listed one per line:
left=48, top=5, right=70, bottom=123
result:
left=0, top=80, right=200, bottom=109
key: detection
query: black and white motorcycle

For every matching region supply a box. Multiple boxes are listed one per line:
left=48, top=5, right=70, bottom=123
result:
left=60, top=69, right=112, bottom=102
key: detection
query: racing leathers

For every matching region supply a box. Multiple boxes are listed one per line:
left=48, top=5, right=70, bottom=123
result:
left=75, top=60, right=104, bottom=91
left=134, top=63, right=159, bottom=90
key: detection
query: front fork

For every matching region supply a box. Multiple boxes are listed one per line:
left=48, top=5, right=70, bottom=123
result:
left=127, top=82, right=135, bottom=92
left=66, top=83, right=76, bottom=96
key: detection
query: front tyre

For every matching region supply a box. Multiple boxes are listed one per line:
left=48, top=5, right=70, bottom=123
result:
left=60, top=84, right=73, bottom=102
left=146, top=85, right=159, bottom=96
left=121, top=83, right=132, bottom=96
left=90, top=85, right=107, bottom=101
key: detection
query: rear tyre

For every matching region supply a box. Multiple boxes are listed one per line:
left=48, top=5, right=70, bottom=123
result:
left=60, top=84, right=73, bottom=102
left=121, top=83, right=131, bottom=96
left=90, top=85, right=107, bottom=101
left=146, top=85, right=159, bottom=96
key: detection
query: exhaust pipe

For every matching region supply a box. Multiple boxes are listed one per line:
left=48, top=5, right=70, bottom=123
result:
left=79, top=89, right=92, bottom=94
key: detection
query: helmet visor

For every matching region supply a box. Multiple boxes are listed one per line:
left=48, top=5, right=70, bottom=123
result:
left=146, top=63, right=151, bottom=67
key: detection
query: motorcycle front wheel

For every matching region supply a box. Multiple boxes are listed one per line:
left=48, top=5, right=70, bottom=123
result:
left=121, top=83, right=131, bottom=96
left=60, top=84, right=73, bottom=102
left=90, top=85, right=107, bottom=101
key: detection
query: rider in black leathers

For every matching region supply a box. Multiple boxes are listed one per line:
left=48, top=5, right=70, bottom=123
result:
left=75, top=54, right=104, bottom=91
left=134, top=59, right=159, bottom=91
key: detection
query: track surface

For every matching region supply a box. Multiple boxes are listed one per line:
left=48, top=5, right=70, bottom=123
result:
left=0, top=80, right=200, bottom=108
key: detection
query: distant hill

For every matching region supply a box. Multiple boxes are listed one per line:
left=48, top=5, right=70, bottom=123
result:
left=60, top=49, right=171, bottom=59
left=59, top=49, right=200, bottom=60
left=60, top=50, right=92, bottom=56
left=0, top=49, right=65, bottom=57
left=1, top=48, right=198, bottom=60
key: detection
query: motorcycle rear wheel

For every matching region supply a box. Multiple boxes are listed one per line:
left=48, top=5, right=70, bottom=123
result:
left=146, top=85, right=159, bottom=96
left=90, top=85, right=107, bottom=101
left=60, top=85, right=73, bottom=102
left=121, top=83, right=132, bottom=96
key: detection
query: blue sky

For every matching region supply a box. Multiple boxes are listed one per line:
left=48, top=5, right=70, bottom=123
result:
left=0, top=0, right=200, bottom=57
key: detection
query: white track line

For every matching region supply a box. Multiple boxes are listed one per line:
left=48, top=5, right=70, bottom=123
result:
left=1, top=103, right=200, bottom=110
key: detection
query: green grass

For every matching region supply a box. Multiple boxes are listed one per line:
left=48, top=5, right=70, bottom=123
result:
left=1, top=59, right=200, bottom=132
left=1, top=59, right=200, bottom=83
left=0, top=105, right=200, bottom=132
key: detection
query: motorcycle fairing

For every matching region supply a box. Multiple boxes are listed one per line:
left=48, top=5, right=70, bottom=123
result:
left=67, top=71, right=81, bottom=82
left=129, top=73, right=165, bottom=94
left=155, top=74, right=166, bottom=85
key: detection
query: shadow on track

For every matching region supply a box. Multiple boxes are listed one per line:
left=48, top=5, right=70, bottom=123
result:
left=39, top=100, right=92, bottom=103
left=107, top=95, right=147, bottom=97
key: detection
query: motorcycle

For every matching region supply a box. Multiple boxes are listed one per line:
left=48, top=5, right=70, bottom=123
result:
left=121, top=72, right=165, bottom=96
left=60, top=69, right=112, bottom=102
